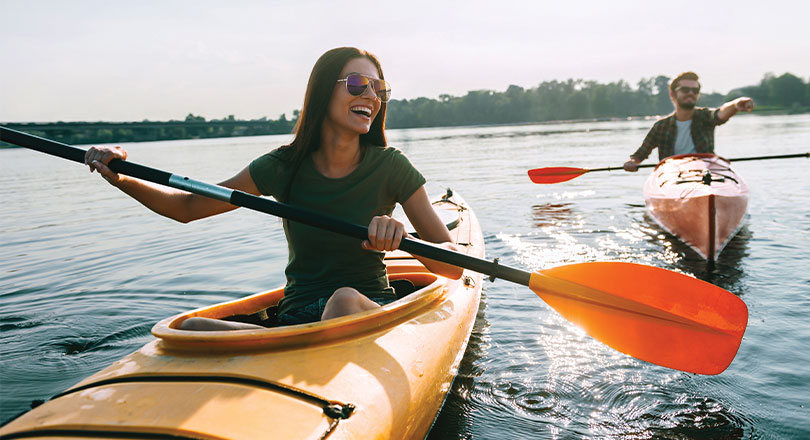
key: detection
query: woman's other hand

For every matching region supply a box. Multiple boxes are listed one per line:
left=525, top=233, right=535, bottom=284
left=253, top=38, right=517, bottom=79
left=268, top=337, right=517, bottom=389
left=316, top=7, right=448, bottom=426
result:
left=84, top=145, right=128, bottom=185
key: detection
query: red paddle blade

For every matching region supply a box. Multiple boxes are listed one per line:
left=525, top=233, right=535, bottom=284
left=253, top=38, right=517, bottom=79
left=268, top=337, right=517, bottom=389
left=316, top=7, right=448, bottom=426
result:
left=527, top=167, right=588, bottom=184
left=529, top=262, right=748, bottom=375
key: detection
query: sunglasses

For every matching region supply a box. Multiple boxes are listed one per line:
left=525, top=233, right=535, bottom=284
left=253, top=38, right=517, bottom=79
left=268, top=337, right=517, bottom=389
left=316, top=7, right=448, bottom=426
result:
left=337, top=73, right=391, bottom=102
left=676, top=86, right=700, bottom=94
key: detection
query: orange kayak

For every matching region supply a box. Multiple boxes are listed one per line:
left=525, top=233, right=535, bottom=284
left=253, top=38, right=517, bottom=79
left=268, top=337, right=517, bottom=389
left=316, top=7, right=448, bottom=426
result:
left=643, top=154, right=749, bottom=262
left=0, top=192, right=484, bottom=440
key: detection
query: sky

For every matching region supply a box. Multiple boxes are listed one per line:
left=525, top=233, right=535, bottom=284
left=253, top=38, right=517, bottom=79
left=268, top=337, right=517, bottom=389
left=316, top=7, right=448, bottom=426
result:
left=1, top=0, right=808, bottom=123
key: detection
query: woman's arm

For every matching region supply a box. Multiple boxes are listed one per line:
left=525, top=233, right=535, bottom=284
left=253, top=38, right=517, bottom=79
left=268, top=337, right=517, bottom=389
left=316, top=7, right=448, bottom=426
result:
left=400, top=187, right=464, bottom=279
left=362, top=187, right=463, bottom=279
left=85, top=145, right=261, bottom=223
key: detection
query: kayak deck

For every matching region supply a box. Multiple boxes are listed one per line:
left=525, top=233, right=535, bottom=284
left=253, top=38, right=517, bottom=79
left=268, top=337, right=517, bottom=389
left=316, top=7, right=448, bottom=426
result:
left=643, top=154, right=749, bottom=261
left=0, top=192, right=485, bottom=440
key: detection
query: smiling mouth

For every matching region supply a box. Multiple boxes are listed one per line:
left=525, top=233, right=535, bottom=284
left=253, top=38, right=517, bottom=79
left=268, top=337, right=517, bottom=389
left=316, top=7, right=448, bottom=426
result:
left=351, top=106, right=372, bottom=117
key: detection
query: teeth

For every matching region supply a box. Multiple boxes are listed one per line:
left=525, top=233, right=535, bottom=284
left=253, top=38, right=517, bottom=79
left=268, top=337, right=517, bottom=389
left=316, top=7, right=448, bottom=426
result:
left=351, top=106, right=372, bottom=116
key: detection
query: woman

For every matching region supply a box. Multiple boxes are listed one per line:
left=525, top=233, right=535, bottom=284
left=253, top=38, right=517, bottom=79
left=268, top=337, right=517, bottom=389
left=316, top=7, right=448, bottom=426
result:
left=84, top=47, right=463, bottom=329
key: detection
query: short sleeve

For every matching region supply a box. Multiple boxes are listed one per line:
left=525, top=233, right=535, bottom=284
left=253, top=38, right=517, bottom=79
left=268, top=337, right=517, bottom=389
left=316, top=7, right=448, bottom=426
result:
left=710, top=108, right=728, bottom=126
left=386, top=148, right=426, bottom=204
left=631, top=118, right=667, bottom=162
left=249, top=147, right=295, bottom=197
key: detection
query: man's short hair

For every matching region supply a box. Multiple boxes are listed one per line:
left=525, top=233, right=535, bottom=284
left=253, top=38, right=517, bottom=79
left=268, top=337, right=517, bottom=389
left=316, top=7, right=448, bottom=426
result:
left=670, top=72, right=700, bottom=92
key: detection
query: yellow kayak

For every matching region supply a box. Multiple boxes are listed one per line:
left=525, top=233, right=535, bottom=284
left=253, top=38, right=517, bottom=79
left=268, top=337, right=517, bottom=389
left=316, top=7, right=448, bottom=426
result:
left=0, top=191, right=484, bottom=440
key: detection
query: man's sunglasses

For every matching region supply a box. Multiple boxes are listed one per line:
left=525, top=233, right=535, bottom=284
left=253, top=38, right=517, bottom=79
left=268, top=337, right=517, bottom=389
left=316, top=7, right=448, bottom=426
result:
left=337, top=73, right=391, bottom=102
left=676, top=86, right=701, bottom=94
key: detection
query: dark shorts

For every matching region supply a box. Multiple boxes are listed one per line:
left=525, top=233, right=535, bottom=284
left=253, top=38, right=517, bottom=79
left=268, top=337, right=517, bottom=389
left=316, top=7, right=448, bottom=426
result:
left=278, top=294, right=398, bottom=326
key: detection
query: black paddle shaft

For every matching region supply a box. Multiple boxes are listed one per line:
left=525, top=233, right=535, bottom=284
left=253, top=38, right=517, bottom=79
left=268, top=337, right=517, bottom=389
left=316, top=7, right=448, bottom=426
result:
left=1, top=126, right=531, bottom=286
left=589, top=152, right=809, bottom=173
left=723, top=152, right=809, bottom=162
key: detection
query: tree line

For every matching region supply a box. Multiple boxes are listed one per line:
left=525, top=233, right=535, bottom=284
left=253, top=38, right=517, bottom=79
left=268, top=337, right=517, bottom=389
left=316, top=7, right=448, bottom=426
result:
left=385, top=72, right=809, bottom=128
left=2, top=72, right=806, bottom=146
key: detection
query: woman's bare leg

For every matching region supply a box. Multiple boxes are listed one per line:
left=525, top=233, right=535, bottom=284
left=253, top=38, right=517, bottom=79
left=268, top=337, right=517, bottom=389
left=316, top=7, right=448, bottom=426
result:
left=321, top=287, right=381, bottom=321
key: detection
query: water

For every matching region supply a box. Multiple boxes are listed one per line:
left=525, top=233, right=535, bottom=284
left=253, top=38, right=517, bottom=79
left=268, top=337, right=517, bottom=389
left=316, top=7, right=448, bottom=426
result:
left=2, top=115, right=809, bottom=438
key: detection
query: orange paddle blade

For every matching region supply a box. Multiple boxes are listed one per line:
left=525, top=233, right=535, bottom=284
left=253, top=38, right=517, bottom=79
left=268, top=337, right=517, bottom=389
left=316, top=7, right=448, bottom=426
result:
left=527, top=167, right=588, bottom=184
left=529, top=262, right=747, bottom=375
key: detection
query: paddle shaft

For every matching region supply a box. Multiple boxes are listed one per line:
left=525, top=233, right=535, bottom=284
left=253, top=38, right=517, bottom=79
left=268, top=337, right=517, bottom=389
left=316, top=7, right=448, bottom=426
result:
left=1, top=126, right=531, bottom=286
left=723, top=152, right=809, bottom=162
left=587, top=152, right=809, bottom=173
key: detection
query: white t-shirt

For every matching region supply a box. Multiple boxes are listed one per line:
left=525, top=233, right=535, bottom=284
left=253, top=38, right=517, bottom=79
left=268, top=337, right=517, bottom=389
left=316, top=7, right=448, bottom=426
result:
left=673, top=119, right=696, bottom=156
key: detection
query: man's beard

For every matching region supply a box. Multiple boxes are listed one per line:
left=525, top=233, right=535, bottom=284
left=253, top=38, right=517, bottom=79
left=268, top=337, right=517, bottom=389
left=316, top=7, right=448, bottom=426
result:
left=677, top=100, right=696, bottom=110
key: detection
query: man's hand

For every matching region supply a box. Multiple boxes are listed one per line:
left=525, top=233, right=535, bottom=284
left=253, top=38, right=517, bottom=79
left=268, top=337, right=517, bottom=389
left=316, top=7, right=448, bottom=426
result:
left=623, top=159, right=640, bottom=172
left=734, top=97, right=754, bottom=112
left=718, top=96, right=755, bottom=121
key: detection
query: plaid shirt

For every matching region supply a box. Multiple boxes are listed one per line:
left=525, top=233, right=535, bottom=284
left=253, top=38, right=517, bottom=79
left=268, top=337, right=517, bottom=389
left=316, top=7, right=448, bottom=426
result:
left=631, top=107, right=727, bottom=162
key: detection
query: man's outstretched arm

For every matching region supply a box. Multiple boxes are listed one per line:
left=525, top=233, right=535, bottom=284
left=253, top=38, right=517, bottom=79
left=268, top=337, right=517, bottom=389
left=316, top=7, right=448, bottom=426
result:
left=717, top=97, right=755, bottom=122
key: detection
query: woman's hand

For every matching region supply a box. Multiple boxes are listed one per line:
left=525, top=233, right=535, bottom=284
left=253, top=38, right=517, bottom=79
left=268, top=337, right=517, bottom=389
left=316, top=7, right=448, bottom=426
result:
left=84, top=145, right=128, bottom=185
left=363, top=215, right=407, bottom=251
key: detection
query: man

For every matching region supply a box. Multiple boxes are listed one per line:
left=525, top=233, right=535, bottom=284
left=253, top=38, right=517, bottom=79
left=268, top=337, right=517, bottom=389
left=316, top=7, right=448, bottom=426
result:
left=623, top=72, right=754, bottom=171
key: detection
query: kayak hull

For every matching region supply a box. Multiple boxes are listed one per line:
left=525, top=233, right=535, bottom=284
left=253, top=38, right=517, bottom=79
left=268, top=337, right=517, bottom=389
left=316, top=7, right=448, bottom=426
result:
left=643, top=154, right=748, bottom=261
left=1, top=192, right=484, bottom=440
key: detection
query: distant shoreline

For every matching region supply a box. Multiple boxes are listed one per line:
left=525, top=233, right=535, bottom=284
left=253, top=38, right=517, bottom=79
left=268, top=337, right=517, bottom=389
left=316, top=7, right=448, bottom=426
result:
left=1, top=108, right=806, bottom=148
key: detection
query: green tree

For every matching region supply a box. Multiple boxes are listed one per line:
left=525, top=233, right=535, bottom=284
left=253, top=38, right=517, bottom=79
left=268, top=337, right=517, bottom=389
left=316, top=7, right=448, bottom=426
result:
left=767, top=73, right=808, bottom=106
left=654, top=76, right=672, bottom=114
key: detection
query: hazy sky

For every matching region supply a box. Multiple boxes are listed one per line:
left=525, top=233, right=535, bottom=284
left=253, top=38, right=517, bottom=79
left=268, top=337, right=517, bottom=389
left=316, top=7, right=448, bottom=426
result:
left=1, top=0, right=808, bottom=123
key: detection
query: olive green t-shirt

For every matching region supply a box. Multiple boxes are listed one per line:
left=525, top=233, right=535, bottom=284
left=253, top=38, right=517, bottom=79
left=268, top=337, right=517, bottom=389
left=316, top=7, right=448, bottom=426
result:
left=249, top=145, right=426, bottom=316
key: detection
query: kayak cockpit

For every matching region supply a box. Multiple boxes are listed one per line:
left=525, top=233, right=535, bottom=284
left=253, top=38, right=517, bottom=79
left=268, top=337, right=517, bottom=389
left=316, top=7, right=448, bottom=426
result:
left=151, top=271, right=451, bottom=352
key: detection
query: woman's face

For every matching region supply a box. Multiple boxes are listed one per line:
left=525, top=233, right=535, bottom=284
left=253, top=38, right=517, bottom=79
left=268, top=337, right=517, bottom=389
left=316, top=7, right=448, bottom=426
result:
left=324, top=57, right=382, bottom=136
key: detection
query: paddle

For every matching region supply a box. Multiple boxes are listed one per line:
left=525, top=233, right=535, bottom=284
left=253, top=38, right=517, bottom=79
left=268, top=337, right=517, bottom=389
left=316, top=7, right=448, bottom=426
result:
left=1, top=126, right=748, bottom=375
left=528, top=152, right=809, bottom=184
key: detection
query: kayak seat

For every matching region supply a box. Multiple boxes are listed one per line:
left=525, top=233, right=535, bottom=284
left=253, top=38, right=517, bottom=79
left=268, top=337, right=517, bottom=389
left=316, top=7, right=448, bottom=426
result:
left=391, top=279, right=418, bottom=299
left=223, top=306, right=279, bottom=328
left=218, top=279, right=422, bottom=327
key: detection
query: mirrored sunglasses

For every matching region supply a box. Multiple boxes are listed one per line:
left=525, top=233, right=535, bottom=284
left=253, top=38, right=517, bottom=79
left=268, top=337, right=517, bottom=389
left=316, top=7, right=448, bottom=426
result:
left=677, top=86, right=700, bottom=94
left=337, top=73, right=391, bottom=102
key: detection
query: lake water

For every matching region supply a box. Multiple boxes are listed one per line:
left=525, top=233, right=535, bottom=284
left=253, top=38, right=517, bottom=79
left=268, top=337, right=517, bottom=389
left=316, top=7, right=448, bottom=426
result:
left=1, top=114, right=809, bottom=438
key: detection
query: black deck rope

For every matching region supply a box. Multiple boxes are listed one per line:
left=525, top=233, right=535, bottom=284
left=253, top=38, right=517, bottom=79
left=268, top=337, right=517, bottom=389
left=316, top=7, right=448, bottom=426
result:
left=2, top=374, right=356, bottom=440
left=318, top=419, right=341, bottom=440
left=662, top=168, right=740, bottom=187
left=49, top=375, right=354, bottom=419
left=435, top=187, right=466, bottom=210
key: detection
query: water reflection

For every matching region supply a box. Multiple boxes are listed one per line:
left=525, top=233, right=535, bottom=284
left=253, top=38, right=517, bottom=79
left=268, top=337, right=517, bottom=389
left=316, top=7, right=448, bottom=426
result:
left=440, top=127, right=614, bottom=142
left=642, top=213, right=751, bottom=291
left=388, top=121, right=635, bottom=145
left=692, top=226, right=752, bottom=293
left=494, top=195, right=757, bottom=438
left=531, top=202, right=576, bottom=228
left=427, top=288, right=492, bottom=439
